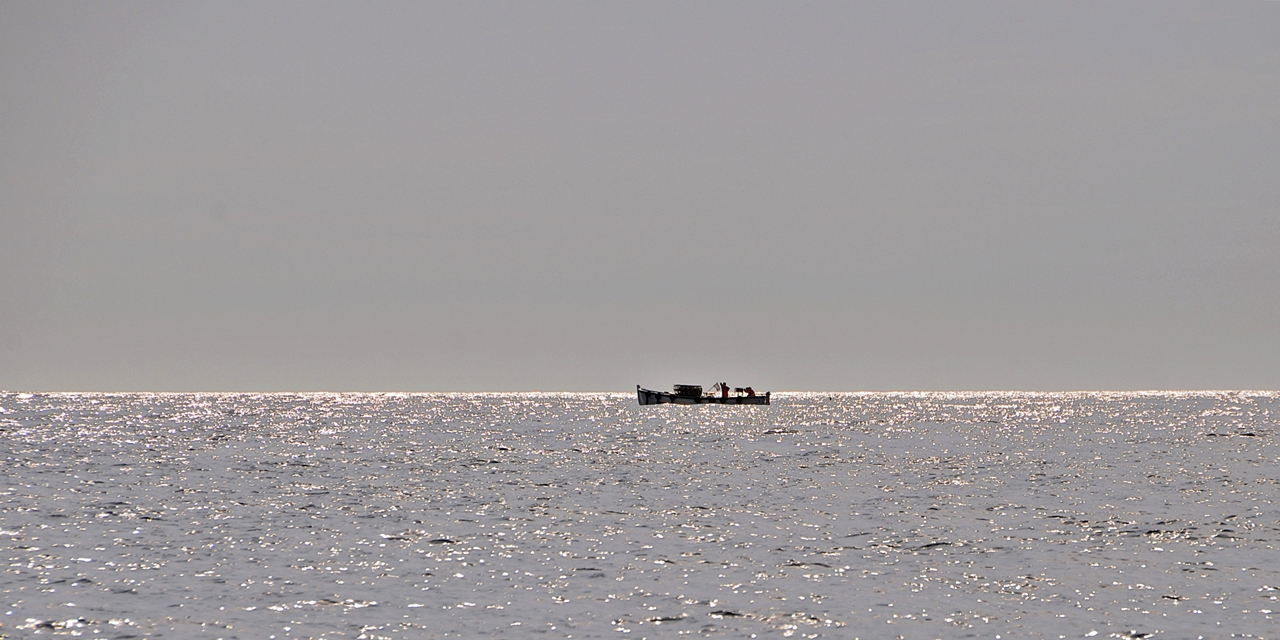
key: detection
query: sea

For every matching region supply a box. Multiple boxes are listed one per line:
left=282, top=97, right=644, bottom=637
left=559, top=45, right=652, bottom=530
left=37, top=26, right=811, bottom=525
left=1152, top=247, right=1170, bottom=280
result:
left=1, top=391, right=1277, bottom=639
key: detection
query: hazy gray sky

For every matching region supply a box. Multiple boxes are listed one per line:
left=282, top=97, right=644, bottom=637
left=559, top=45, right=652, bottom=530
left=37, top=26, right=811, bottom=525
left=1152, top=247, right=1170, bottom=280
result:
left=2, top=2, right=1278, bottom=391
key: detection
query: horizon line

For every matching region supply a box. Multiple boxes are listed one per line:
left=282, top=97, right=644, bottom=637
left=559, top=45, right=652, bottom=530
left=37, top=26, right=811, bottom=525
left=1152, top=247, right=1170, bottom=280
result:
left=4, top=389, right=1277, bottom=395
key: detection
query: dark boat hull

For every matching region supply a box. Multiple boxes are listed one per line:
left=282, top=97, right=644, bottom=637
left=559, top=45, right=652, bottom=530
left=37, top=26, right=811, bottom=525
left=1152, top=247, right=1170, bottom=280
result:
left=637, top=386, right=770, bottom=405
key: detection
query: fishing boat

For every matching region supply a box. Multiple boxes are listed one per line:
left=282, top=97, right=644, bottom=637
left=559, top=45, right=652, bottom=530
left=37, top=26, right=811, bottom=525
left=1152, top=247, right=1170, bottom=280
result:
left=636, top=383, right=771, bottom=405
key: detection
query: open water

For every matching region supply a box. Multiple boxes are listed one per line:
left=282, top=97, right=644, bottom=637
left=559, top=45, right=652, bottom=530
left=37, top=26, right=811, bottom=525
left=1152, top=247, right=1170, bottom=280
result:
left=1, top=392, right=1277, bottom=639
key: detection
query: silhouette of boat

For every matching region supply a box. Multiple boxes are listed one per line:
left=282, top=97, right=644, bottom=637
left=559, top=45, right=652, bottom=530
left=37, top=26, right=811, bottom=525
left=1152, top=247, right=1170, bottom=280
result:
left=636, top=384, right=770, bottom=405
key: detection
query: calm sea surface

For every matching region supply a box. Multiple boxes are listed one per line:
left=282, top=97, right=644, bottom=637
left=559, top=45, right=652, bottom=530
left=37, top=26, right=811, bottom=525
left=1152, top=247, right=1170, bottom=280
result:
left=1, top=392, right=1277, bottom=639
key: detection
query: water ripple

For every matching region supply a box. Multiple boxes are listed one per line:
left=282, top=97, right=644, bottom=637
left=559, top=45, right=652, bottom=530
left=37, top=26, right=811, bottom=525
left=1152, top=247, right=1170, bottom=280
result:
left=0, top=391, right=1276, bottom=638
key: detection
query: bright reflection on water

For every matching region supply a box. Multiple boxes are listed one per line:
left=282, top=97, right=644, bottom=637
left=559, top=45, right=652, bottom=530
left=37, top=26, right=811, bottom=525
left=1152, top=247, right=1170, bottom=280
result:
left=0, top=392, right=1277, bottom=638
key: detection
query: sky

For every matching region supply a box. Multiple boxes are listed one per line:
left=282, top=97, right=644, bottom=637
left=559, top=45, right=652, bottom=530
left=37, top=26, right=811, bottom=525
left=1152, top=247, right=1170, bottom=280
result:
left=2, top=1, right=1279, bottom=392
